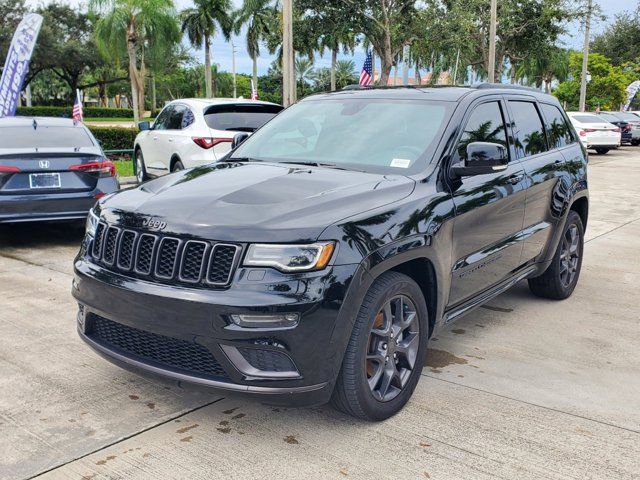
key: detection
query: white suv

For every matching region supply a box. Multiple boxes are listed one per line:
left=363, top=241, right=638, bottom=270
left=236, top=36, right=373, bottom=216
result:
left=133, top=98, right=283, bottom=182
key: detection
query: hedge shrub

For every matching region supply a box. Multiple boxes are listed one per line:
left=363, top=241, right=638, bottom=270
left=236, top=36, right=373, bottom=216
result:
left=17, top=106, right=134, bottom=118
left=87, top=126, right=138, bottom=151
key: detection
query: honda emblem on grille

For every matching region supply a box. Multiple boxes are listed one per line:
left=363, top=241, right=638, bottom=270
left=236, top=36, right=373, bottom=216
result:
left=38, top=160, right=50, bottom=169
left=142, top=217, right=167, bottom=231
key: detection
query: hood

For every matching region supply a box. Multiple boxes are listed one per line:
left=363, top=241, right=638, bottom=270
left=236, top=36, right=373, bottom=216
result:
left=101, top=162, right=415, bottom=242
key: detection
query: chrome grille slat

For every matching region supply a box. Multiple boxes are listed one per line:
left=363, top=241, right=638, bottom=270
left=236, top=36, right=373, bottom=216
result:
left=89, top=223, right=238, bottom=288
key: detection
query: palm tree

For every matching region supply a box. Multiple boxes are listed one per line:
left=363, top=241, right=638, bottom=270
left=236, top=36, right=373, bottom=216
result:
left=335, top=60, right=357, bottom=89
left=181, top=0, right=232, bottom=98
left=90, top=0, right=179, bottom=123
left=234, top=0, right=274, bottom=94
left=320, top=28, right=355, bottom=91
left=295, top=57, right=315, bottom=96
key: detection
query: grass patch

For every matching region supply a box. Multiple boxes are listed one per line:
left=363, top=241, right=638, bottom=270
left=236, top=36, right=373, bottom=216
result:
left=112, top=158, right=134, bottom=177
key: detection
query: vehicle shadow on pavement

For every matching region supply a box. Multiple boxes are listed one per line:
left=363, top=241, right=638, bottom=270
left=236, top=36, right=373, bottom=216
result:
left=0, top=221, right=85, bottom=250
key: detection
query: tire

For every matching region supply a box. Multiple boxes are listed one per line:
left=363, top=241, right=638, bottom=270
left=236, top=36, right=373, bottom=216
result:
left=632, top=140, right=640, bottom=146
left=594, top=148, right=609, bottom=155
left=171, top=160, right=184, bottom=172
left=135, top=148, right=148, bottom=183
left=331, top=271, right=429, bottom=421
left=528, top=210, right=584, bottom=300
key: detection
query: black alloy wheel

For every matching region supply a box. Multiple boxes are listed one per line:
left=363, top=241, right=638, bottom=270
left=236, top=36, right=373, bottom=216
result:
left=528, top=210, right=584, bottom=300
left=331, top=271, right=429, bottom=421
left=366, top=295, right=420, bottom=402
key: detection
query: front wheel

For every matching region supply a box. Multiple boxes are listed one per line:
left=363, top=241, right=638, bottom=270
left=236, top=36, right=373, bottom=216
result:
left=528, top=210, right=584, bottom=300
left=331, top=271, right=429, bottom=421
left=594, top=148, right=609, bottom=155
left=172, top=160, right=185, bottom=172
left=135, top=148, right=148, bottom=184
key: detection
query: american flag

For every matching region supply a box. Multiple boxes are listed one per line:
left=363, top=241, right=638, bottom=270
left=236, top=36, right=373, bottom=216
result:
left=359, top=50, right=373, bottom=87
left=72, top=89, right=83, bottom=122
left=250, top=80, right=258, bottom=100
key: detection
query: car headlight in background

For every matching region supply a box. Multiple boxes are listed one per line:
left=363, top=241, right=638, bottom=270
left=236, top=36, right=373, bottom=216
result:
left=85, top=209, right=99, bottom=237
left=243, top=242, right=335, bottom=272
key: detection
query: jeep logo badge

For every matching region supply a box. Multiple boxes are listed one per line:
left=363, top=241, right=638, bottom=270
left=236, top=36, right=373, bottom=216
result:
left=142, top=217, right=167, bottom=231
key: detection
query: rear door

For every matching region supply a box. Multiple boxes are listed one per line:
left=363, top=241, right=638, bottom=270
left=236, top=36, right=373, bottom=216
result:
left=508, top=99, right=567, bottom=264
left=203, top=103, right=283, bottom=159
left=448, top=97, right=527, bottom=306
left=0, top=125, right=106, bottom=196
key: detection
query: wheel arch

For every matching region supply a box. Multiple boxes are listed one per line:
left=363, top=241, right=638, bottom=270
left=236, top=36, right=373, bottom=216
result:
left=570, top=196, right=588, bottom=229
left=388, top=258, right=438, bottom=337
left=170, top=154, right=182, bottom=172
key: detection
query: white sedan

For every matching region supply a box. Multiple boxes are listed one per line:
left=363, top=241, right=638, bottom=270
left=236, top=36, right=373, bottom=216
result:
left=567, top=112, right=621, bottom=154
left=134, top=98, right=283, bottom=182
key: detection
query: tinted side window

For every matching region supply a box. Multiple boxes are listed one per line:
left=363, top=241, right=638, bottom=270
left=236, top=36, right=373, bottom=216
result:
left=509, top=101, right=548, bottom=157
left=455, top=101, right=508, bottom=163
left=153, top=106, right=172, bottom=130
left=540, top=103, right=574, bottom=148
left=167, top=104, right=186, bottom=130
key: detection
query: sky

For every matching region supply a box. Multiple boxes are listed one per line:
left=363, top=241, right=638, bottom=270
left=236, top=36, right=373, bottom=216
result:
left=25, top=0, right=635, bottom=77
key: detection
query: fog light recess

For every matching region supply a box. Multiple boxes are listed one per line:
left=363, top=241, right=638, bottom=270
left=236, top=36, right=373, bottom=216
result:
left=230, top=313, right=299, bottom=328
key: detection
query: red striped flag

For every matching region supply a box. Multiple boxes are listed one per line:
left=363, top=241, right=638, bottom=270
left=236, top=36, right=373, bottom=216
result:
left=359, top=50, right=373, bottom=87
left=72, top=89, right=83, bottom=122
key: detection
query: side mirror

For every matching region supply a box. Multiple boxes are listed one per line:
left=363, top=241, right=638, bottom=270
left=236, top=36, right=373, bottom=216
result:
left=453, top=142, right=508, bottom=177
left=231, top=132, right=250, bottom=149
left=138, top=121, right=151, bottom=131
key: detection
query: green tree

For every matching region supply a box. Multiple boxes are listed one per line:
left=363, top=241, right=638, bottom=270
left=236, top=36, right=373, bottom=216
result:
left=553, top=52, right=627, bottom=110
left=90, top=0, right=180, bottom=122
left=234, top=0, right=275, bottom=94
left=592, top=8, right=640, bottom=66
left=335, top=59, right=357, bottom=88
left=181, top=0, right=232, bottom=99
left=0, top=0, right=27, bottom=66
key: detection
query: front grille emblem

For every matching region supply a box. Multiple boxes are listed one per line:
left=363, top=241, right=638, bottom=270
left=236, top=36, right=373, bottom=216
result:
left=141, top=217, right=167, bottom=231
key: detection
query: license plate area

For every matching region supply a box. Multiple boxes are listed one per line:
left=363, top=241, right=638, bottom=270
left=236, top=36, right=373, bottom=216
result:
left=29, top=172, right=61, bottom=189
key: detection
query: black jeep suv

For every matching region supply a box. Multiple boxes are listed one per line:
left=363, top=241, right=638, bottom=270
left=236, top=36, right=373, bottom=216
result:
left=73, top=85, right=588, bottom=421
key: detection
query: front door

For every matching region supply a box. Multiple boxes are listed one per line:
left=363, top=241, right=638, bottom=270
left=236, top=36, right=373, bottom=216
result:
left=448, top=99, right=527, bottom=306
left=146, top=105, right=174, bottom=176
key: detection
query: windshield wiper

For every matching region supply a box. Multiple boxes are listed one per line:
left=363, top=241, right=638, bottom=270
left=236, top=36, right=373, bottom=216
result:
left=223, top=156, right=263, bottom=163
left=277, top=160, right=364, bottom=172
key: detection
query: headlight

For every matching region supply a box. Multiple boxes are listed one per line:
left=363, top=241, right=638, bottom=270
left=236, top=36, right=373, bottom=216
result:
left=243, top=242, right=335, bottom=272
left=85, top=209, right=99, bottom=237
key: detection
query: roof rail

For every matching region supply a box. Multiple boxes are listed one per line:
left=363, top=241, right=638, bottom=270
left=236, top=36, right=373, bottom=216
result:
left=473, top=82, right=543, bottom=93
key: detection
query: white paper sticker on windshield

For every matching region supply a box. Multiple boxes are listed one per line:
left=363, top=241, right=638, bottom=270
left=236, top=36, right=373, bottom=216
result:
left=390, top=158, right=411, bottom=168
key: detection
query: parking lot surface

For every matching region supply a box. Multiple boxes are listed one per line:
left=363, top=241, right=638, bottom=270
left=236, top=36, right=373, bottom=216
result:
left=1, top=149, right=639, bottom=480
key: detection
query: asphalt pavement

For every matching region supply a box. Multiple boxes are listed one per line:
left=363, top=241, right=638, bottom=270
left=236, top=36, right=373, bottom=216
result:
left=1, top=148, right=639, bottom=480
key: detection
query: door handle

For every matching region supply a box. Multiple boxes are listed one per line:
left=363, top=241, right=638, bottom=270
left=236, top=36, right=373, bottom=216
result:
left=507, top=173, right=524, bottom=185
left=168, top=138, right=174, bottom=142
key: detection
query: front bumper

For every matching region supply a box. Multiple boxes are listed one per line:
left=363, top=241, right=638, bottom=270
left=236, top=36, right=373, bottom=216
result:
left=73, top=256, right=359, bottom=406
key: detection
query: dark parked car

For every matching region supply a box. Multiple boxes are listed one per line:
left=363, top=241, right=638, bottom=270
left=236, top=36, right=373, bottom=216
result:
left=74, top=85, right=588, bottom=420
left=595, top=112, right=635, bottom=145
left=0, top=117, right=119, bottom=223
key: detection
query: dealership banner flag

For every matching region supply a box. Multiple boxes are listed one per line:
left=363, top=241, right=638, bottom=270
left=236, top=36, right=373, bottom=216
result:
left=623, top=80, right=640, bottom=112
left=0, top=13, right=43, bottom=117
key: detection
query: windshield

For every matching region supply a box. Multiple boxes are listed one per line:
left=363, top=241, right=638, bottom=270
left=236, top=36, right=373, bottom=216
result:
left=230, top=98, right=452, bottom=174
left=204, top=104, right=283, bottom=132
left=0, top=126, right=95, bottom=149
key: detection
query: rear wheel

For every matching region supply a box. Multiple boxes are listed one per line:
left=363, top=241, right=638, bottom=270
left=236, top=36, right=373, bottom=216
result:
left=331, top=272, right=428, bottom=421
left=171, top=160, right=184, bottom=172
left=135, top=148, right=148, bottom=183
left=632, top=140, right=640, bottom=146
left=528, top=211, right=584, bottom=300
left=594, top=148, right=609, bottom=155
